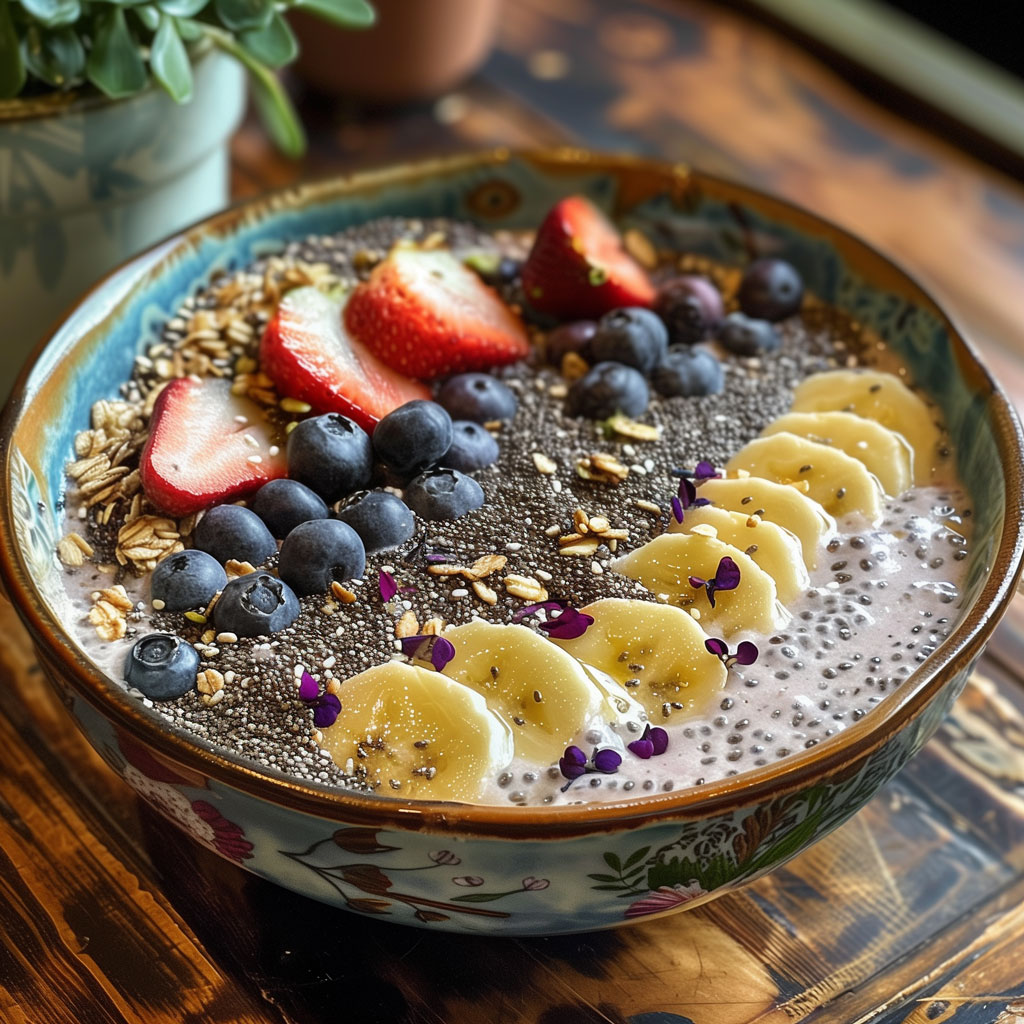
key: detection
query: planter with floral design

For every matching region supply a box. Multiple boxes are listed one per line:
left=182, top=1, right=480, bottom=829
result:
left=2, top=150, right=1022, bottom=935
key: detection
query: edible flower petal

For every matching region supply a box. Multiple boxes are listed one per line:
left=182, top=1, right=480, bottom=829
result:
left=628, top=723, right=669, bottom=759
left=704, top=637, right=760, bottom=669
left=400, top=634, right=457, bottom=672
left=695, top=460, right=719, bottom=482
left=379, top=570, right=398, bottom=602
left=538, top=606, right=595, bottom=640
left=513, top=600, right=566, bottom=623
left=298, top=669, right=319, bottom=700
left=558, top=745, right=622, bottom=791
left=671, top=495, right=685, bottom=524
left=298, top=670, right=342, bottom=729
left=689, top=555, right=740, bottom=607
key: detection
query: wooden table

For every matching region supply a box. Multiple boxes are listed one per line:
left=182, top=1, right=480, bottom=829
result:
left=4, top=1, right=1024, bottom=1020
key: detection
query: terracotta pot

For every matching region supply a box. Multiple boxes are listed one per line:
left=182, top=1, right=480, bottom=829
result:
left=291, top=0, right=502, bottom=103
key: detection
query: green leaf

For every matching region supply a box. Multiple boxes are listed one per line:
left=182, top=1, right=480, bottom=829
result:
left=21, top=26, right=85, bottom=86
left=209, top=29, right=305, bottom=156
left=18, top=0, right=80, bottom=28
left=239, top=9, right=295, bottom=68
left=133, top=4, right=160, bottom=30
left=0, top=0, right=27, bottom=96
left=156, top=0, right=207, bottom=15
left=150, top=12, right=192, bottom=100
left=290, top=0, right=373, bottom=29
left=86, top=5, right=147, bottom=96
left=174, top=16, right=202, bottom=39
left=586, top=873, right=624, bottom=884
left=449, top=891, right=510, bottom=904
left=602, top=851, right=622, bottom=872
left=214, top=0, right=272, bottom=32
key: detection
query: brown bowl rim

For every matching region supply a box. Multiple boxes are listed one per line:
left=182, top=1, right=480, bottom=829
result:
left=2, top=146, right=1023, bottom=839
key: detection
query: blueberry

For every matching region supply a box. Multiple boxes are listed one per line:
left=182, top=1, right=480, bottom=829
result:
left=124, top=633, right=200, bottom=700
left=566, top=361, right=649, bottom=419
left=373, top=400, right=453, bottom=478
left=193, top=504, right=277, bottom=566
left=335, top=491, right=415, bottom=553
left=278, top=519, right=366, bottom=597
left=441, top=421, right=500, bottom=472
left=546, top=320, right=597, bottom=368
left=250, top=478, right=330, bottom=539
left=465, top=252, right=521, bottom=286
left=150, top=549, right=227, bottom=611
left=589, top=307, right=668, bottom=373
left=213, top=572, right=300, bottom=637
left=654, top=275, right=724, bottom=345
left=287, top=413, right=374, bottom=503
left=436, top=373, right=518, bottom=423
left=652, top=347, right=724, bottom=397
left=404, top=468, right=484, bottom=520
left=737, top=258, right=804, bottom=321
left=717, top=311, right=781, bottom=356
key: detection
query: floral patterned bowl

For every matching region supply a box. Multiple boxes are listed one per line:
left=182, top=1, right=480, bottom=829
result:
left=2, top=149, right=1022, bottom=936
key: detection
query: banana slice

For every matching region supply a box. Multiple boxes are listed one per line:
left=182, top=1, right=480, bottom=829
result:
left=668, top=504, right=810, bottom=603
left=549, top=598, right=727, bottom=721
left=761, top=410, right=913, bottom=496
left=790, top=369, right=943, bottom=484
left=725, top=432, right=883, bottom=519
left=695, top=476, right=835, bottom=570
left=319, top=662, right=513, bottom=802
left=439, top=620, right=608, bottom=764
left=612, top=533, right=787, bottom=636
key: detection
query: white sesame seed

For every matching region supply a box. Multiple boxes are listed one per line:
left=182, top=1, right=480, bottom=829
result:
left=243, top=433, right=260, bottom=449
left=268, top=445, right=280, bottom=456
left=451, top=588, right=469, bottom=598
left=506, top=542, right=523, bottom=551
left=246, top=454, right=262, bottom=464
left=591, top=561, right=603, bottom=574
left=552, top=479, right=562, bottom=493
left=234, top=415, right=248, bottom=424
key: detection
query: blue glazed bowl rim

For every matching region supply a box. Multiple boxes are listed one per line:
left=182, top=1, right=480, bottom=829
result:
left=2, top=147, right=1023, bottom=838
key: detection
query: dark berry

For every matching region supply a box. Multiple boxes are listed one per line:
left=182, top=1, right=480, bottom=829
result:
left=193, top=504, right=276, bottom=566
left=737, top=258, right=804, bottom=321
left=213, top=572, right=300, bottom=637
left=404, top=468, right=484, bottom=520
left=441, top=421, right=500, bottom=472
left=286, top=413, right=374, bottom=503
left=653, top=275, right=724, bottom=345
left=373, top=400, right=453, bottom=478
left=465, top=252, right=521, bottom=286
left=124, top=633, right=200, bottom=700
left=566, top=361, right=649, bottom=419
left=546, top=320, right=597, bottom=368
left=250, top=478, right=329, bottom=539
left=436, top=373, right=518, bottom=423
left=717, top=311, right=781, bottom=356
left=652, top=347, right=724, bottom=397
left=278, top=519, right=366, bottom=597
left=150, top=549, right=227, bottom=611
left=335, top=491, right=415, bottom=553
left=589, top=307, right=668, bottom=373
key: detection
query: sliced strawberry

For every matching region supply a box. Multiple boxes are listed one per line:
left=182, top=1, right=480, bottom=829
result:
left=140, top=377, right=287, bottom=517
left=520, top=195, right=656, bottom=320
left=261, top=286, right=429, bottom=431
left=343, top=247, right=530, bottom=379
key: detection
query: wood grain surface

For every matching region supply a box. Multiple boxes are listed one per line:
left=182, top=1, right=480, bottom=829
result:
left=4, top=0, right=1024, bottom=1021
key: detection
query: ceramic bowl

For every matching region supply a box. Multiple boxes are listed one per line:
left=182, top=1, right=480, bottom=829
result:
left=2, top=150, right=1022, bottom=936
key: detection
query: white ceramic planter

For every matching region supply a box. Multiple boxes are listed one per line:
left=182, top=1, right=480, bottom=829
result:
left=0, top=50, right=247, bottom=400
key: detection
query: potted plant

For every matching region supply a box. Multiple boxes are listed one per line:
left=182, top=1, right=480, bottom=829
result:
left=0, top=0, right=374, bottom=398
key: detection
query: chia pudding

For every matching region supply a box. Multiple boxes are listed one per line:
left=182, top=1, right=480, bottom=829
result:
left=57, top=203, right=970, bottom=807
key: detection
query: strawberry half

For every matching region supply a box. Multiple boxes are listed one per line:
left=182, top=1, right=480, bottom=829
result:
left=140, top=377, right=287, bottom=517
left=343, top=247, right=530, bottom=379
left=520, top=195, right=656, bottom=320
left=261, top=286, right=429, bottom=432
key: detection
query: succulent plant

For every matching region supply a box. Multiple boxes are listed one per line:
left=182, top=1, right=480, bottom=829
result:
left=0, top=0, right=374, bottom=154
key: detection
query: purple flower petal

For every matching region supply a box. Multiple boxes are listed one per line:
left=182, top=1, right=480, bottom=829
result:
left=379, top=570, right=397, bottom=602
left=298, top=669, right=319, bottom=701
left=695, top=460, right=718, bottom=481
left=312, top=693, right=341, bottom=729
left=539, top=607, right=594, bottom=640
left=558, top=745, right=588, bottom=780
left=592, top=748, right=622, bottom=774
left=734, top=641, right=759, bottom=666
left=678, top=478, right=697, bottom=508
left=426, top=553, right=449, bottom=563
left=400, top=635, right=430, bottom=660
left=522, top=876, right=549, bottom=891
left=649, top=727, right=669, bottom=755
left=628, top=737, right=655, bottom=759
left=704, top=637, right=728, bottom=658
left=693, top=496, right=711, bottom=507
left=429, top=636, right=456, bottom=672
left=688, top=575, right=706, bottom=589
left=513, top=600, right=565, bottom=623
left=670, top=495, right=684, bottom=524
left=714, top=556, right=741, bottom=592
